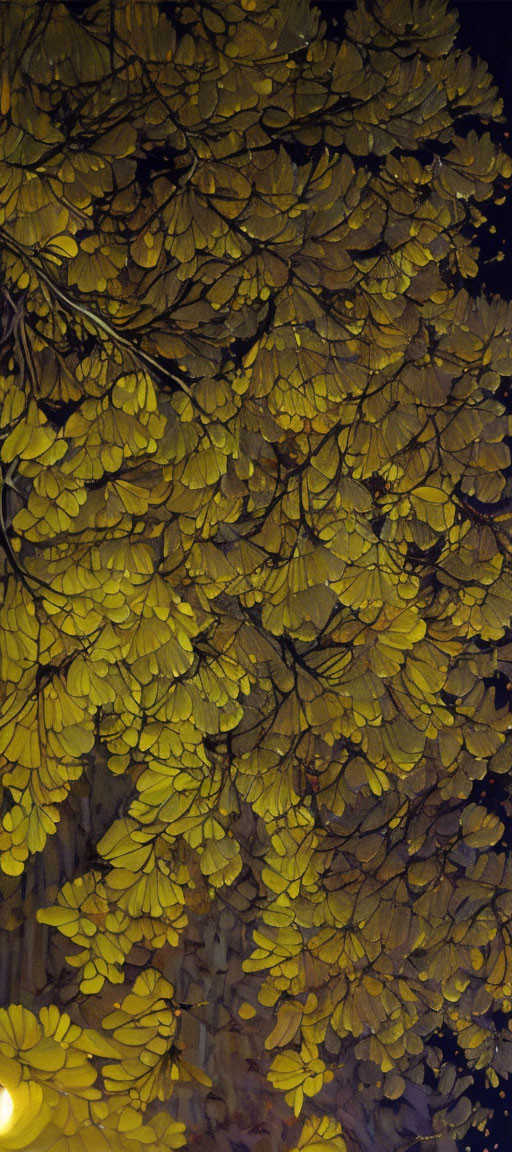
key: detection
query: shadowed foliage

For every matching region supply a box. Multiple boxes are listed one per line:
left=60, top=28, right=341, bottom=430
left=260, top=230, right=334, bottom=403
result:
left=0, top=1, right=511, bottom=1150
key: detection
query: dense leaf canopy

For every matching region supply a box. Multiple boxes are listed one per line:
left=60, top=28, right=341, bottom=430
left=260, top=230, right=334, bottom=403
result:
left=0, top=0, right=511, bottom=1149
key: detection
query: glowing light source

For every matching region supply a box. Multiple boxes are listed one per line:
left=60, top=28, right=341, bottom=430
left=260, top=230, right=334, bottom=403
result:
left=0, top=1087, right=13, bottom=1131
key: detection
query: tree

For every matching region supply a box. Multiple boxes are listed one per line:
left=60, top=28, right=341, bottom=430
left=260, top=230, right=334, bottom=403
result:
left=0, top=0, right=511, bottom=1148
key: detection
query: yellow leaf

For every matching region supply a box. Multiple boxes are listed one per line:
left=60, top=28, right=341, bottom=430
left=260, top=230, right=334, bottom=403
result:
left=238, top=1002, right=257, bottom=1020
left=47, top=235, right=79, bottom=258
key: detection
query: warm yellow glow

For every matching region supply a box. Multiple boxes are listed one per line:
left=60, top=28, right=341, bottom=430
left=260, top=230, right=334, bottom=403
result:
left=0, top=1087, right=13, bottom=1131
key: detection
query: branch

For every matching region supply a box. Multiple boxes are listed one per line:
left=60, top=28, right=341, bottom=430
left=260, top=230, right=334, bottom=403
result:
left=0, top=230, right=196, bottom=400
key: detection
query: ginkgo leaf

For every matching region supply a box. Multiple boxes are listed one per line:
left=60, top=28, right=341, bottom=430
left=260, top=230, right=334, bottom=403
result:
left=0, top=0, right=510, bottom=1147
left=288, top=1114, right=347, bottom=1152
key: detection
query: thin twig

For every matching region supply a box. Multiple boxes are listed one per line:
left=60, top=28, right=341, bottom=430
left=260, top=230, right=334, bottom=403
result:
left=0, top=230, right=196, bottom=400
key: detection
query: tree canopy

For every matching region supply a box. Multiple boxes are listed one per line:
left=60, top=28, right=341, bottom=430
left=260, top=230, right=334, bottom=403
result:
left=0, top=0, right=511, bottom=1150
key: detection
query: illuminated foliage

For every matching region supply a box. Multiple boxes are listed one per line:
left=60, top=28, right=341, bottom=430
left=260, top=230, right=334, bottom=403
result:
left=0, top=0, right=510, bottom=1148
